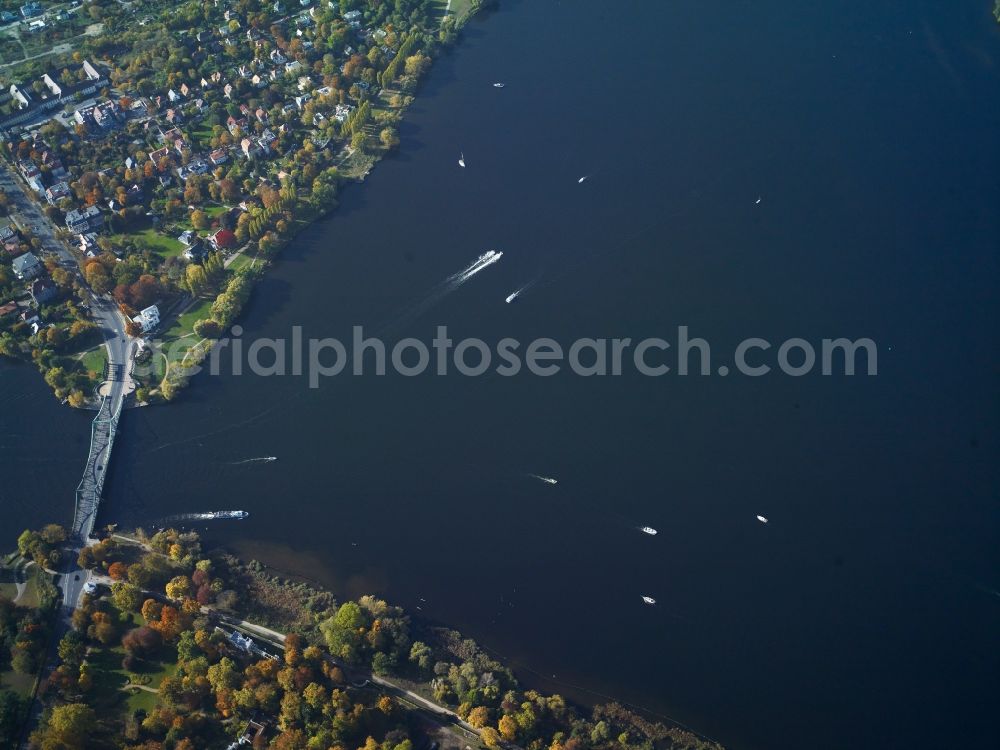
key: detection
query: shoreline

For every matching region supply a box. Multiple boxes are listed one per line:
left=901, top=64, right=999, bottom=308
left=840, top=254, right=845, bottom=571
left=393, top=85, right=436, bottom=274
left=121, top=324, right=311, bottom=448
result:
left=164, top=528, right=728, bottom=750
left=0, top=0, right=489, bottom=408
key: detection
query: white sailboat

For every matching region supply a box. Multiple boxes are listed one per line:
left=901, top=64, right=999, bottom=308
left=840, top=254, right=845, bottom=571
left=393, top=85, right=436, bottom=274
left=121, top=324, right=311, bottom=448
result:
left=458, top=152, right=466, bottom=168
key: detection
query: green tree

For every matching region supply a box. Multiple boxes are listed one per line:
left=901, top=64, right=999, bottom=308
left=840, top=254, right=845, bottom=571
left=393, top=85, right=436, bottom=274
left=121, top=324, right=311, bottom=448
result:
left=111, top=581, right=142, bottom=613
left=320, top=601, right=366, bottom=663
left=58, top=631, right=86, bottom=669
left=31, top=703, right=96, bottom=750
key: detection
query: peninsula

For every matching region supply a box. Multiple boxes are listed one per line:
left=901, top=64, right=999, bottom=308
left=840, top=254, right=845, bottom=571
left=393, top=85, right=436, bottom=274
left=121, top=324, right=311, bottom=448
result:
left=0, top=0, right=486, bottom=406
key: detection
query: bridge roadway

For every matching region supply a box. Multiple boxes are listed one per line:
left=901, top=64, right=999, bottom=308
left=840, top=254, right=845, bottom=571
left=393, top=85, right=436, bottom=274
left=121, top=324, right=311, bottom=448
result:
left=62, top=332, right=134, bottom=608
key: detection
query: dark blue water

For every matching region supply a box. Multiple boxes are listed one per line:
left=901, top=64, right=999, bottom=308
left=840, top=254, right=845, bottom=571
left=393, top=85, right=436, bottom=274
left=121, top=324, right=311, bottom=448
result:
left=4, top=2, right=999, bottom=748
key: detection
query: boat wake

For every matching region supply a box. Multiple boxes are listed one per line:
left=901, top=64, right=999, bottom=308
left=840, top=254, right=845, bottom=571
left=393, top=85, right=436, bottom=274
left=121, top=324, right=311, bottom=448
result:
left=382, top=251, right=503, bottom=333
left=528, top=473, right=558, bottom=485
left=161, top=510, right=249, bottom=522
left=229, top=456, right=278, bottom=465
left=445, top=250, right=504, bottom=286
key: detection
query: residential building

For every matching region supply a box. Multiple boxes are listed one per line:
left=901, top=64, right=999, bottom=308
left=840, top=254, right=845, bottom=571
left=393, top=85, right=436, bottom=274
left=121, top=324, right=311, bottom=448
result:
left=132, top=305, right=160, bottom=333
left=45, top=182, right=71, bottom=205
left=29, top=277, right=58, bottom=305
left=65, top=205, right=103, bottom=233
left=210, top=228, right=237, bottom=250
left=12, top=252, right=42, bottom=280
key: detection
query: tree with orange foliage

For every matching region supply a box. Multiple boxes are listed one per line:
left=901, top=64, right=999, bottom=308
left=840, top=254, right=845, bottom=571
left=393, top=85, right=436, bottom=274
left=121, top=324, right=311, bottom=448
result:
left=141, top=599, right=162, bottom=622
left=108, top=561, right=127, bottom=580
left=467, top=706, right=490, bottom=729
left=498, top=715, right=518, bottom=742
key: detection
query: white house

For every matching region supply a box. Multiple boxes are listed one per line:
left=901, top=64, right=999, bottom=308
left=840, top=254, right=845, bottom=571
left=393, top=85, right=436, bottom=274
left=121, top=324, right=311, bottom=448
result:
left=132, top=305, right=160, bottom=333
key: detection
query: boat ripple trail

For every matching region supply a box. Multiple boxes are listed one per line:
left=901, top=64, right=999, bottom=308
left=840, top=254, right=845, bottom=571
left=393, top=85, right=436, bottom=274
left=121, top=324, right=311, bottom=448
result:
left=528, top=473, right=558, bottom=485
left=505, top=276, right=539, bottom=304
left=159, top=510, right=249, bottom=522
left=228, top=456, right=278, bottom=465
left=381, top=250, right=504, bottom=334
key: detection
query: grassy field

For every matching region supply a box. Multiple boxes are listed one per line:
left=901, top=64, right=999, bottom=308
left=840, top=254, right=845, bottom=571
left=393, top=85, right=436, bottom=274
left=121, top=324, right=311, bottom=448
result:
left=162, top=297, right=212, bottom=341
left=173, top=204, right=230, bottom=237
left=0, top=668, right=35, bottom=698
left=116, top=226, right=186, bottom=258
left=13, top=566, right=47, bottom=610
left=226, top=252, right=254, bottom=273
left=86, top=610, right=175, bottom=716
left=430, top=0, right=475, bottom=23
left=157, top=297, right=213, bottom=372
left=80, top=346, right=108, bottom=378
left=189, top=124, right=216, bottom=150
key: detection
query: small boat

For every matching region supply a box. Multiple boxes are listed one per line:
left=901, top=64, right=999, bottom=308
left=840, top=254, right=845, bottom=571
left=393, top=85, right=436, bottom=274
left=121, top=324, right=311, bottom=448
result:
left=756, top=514, right=768, bottom=524
left=640, top=526, right=657, bottom=536
left=458, top=152, right=466, bottom=168
left=755, top=196, right=762, bottom=204
left=493, top=82, right=505, bottom=88
left=642, top=596, right=656, bottom=605
left=529, top=474, right=558, bottom=485
left=505, top=290, right=519, bottom=304
left=578, top=175, right=588, bottom=184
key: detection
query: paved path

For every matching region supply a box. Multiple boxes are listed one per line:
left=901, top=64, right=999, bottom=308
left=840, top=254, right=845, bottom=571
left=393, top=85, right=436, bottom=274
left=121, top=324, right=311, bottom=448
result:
left=212, top=613, right=482, bottom=738
left=120, top=684, right=159, bottom=694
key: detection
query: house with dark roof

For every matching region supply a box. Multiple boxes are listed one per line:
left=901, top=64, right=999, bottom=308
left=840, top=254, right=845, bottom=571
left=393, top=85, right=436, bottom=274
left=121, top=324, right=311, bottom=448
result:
left=65, top=205, right=103, bottom=233
left=29, top=277, right=58, bottom=305
left=12, top=252, right=42, bottom=280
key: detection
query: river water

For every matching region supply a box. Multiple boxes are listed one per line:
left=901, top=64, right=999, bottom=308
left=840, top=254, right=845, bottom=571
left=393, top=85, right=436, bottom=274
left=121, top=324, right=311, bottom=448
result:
left=3, top=1, right=999, bottom=748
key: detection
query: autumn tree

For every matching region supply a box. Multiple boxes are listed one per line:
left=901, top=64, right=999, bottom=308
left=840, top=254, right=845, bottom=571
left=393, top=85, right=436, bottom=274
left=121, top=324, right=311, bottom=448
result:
left=467, top=706, right=490, bottom=728
left=122, top=626, right=162, bottom=658
left=31, top=703, right=96, bottom=750
left=111, top=581, right=142, bottom=612
left=498, top=714, right=518, bottom=742
left=84, top=261, right=112, bottom=294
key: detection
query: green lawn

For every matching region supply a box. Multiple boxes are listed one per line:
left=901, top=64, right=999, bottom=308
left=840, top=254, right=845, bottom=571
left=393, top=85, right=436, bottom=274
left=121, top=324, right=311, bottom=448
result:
left=116, top=227, right=186, bottom=258
left=431, top=0, right=474, bottom=23
left=158, top=297, right=214, bottom=370
left=80, top=346, right=108, bottom=378
left=226, top=252, right=253, bottom=273
left=13, top=567, right=47, bottom=610
left=175, top=203, right=229, bottom=233
left=189, top=124, right=216, bottom=150
left=0, top=559, right=21, bottom=601
left=0, top=668, right=35, bottom=698
left=86, top=616, right=176, bottom=716
left=163, top=298, right=213, bottom=341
